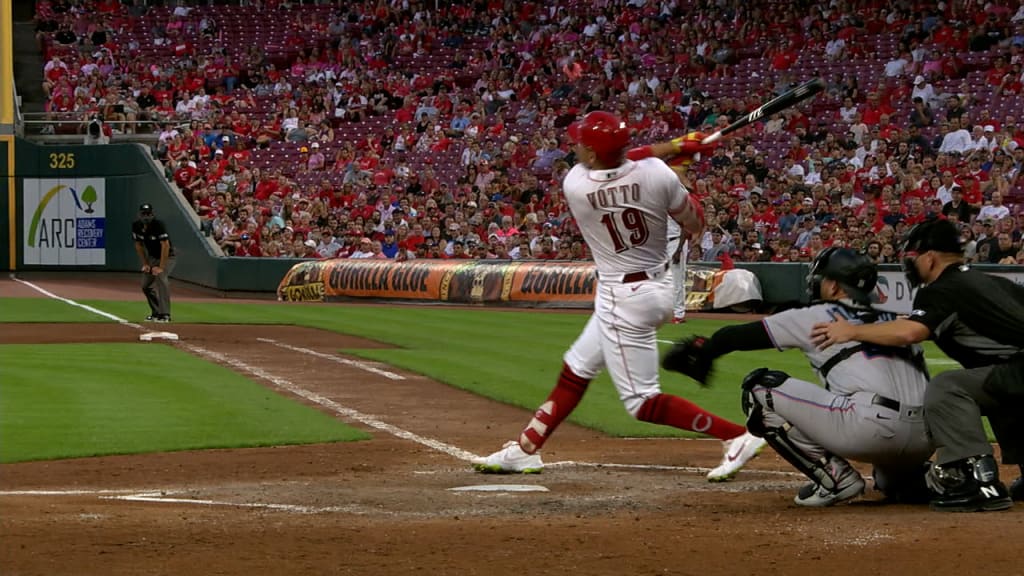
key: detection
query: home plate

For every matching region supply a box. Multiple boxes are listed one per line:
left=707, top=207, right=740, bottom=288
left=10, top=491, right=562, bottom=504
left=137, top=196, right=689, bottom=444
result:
left=139, top=331, right=179, bottom=342
left=448, top=484, right=549, bottom=493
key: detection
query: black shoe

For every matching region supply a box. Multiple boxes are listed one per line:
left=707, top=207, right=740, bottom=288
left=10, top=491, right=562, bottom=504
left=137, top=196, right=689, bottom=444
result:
left=154, top=315, right=171, bottom=323
left=1011, top=476, right=1024, bottom=502
left=145, top=314, right=157, bottom=321
left=873, top=462, right=933, bottom=505
left=929, top=456, right=1013, bottom=512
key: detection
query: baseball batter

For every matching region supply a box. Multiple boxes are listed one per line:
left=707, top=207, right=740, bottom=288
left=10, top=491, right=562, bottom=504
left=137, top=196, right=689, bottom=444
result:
left=663, top=248, right=934, bottom=506
left=473, top=112, right=764, bottom=477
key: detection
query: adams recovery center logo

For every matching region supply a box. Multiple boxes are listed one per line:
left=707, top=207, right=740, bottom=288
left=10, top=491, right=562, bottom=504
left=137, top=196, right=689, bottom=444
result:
left=23, top=178, right=106, bottom=265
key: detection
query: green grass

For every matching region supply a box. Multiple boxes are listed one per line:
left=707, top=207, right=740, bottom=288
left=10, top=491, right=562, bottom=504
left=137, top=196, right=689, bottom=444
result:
left=0, top=297, right=118, bottom=323
left=0, top=297, right=968, bottom=459
left=0, top=343, right=368, bottom=463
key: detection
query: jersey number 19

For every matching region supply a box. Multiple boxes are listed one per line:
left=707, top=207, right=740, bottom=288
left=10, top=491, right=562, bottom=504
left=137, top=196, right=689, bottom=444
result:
left=600, top=208, right=649, bottom=253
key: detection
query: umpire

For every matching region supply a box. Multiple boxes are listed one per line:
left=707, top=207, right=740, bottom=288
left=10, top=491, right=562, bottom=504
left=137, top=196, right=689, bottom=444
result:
left=132, top=203, right=176, bottom=322
left=811, top=218, right=1024, bottom=512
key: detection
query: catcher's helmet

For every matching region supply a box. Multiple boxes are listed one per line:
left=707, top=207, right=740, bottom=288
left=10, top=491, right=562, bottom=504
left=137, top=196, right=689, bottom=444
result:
left=807, top=246, right=878, bottom=305
left=568, top=111, right=630, bottom=166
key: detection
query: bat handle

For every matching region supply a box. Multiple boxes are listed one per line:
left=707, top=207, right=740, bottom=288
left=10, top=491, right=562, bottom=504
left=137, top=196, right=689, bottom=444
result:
left=700, top=132, right=722, bottom=145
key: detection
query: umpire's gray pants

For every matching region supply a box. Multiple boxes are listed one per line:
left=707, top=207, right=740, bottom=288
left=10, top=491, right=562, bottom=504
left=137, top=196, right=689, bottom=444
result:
left=926, top=363, right=1022, bottom=466
left=142, top=255, right=176, bottom=317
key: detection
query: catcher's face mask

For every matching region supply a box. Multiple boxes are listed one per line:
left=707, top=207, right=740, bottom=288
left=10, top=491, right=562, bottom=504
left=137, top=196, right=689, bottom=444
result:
left=805, top=247, right=835, bottom=302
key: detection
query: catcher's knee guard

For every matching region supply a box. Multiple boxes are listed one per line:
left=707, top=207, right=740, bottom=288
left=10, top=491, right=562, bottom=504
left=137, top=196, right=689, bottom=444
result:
left=740, top=368, right=789, bottom=437
left=740, top=368, right=843, bottom=491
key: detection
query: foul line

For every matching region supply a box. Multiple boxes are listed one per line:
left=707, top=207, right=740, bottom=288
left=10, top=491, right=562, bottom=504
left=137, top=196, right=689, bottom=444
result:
left=11, top=275, right=142, bottom=329
left=103, top=493, right=352, bottom=514
left=256, top=337, right=406, bottom=380
left=180, top=342, right=481, bottom=462
left=11, top=276, right=479, bottom=463
left=0, top=489, right=141, bottom=496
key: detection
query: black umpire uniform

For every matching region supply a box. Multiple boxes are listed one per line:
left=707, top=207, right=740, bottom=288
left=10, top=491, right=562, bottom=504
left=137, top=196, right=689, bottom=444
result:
left=813, top=218, right=1024, bottom=511
left=901, top=220, right=1024, bottom=510
left=131, top=204, right=176, bottom=322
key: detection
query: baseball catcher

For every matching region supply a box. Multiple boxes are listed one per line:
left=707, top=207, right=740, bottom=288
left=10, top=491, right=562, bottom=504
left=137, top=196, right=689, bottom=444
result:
left=812, top=218, right=1024, bottom=512
left=663, top=248, right=934, bottom=506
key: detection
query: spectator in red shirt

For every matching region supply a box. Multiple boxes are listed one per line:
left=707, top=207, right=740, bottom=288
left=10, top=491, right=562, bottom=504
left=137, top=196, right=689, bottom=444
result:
left=450, top=240, right=471, bottom=259
left=861, top=92, right=894, bottom=125
left=235, top=233, right=262, bottom=257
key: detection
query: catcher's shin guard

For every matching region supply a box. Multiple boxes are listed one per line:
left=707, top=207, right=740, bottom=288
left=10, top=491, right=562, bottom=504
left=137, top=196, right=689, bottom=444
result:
left=740, top=368, right=845, bottom=491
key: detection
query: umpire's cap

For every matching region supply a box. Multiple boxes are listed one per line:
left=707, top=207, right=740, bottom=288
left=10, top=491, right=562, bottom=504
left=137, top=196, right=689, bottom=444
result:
left=139, top=203, right=154, bottom=214
left=901, top=217, right=962, bottom=255
left=808, top=246, right=878, bottom=305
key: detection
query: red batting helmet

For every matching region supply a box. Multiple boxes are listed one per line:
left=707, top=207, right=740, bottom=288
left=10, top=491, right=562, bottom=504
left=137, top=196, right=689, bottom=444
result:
left=568, top=111, right=630, bottom=166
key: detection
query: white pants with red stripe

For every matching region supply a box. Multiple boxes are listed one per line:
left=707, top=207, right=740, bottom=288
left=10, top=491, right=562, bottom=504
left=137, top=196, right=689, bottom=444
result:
left=563, top=270, right=674, bottom=416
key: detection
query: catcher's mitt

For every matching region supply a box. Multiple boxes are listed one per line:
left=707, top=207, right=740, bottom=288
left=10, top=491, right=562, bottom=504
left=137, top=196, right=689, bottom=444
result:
left=661, top=335, right=714, bottom=385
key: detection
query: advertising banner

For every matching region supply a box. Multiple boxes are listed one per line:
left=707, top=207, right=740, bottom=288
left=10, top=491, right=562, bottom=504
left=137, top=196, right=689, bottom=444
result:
left=277, top=258, right=738, bottom=310
left=22, top=178, right=106, bottom=265
left=278, top=259, right=599, bottom=307
left=875, top=268, right=1024, bottom=314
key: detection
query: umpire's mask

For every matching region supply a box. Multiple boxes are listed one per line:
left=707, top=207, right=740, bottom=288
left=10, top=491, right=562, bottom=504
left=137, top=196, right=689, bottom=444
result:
left=900, top=218, right=962, bottom=289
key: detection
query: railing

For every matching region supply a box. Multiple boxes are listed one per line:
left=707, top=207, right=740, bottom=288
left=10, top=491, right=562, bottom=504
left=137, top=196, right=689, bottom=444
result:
left=13, top=79, right=23, bottom=137
left=19, top=112, right=162, bottom=144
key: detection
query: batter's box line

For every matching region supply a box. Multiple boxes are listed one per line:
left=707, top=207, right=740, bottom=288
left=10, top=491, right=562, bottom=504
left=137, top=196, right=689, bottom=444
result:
left=102, top=493, right=357, bottom=515
left=546, top=460, right=804, bottom=478
left=255, top=337, right=408, bottom=381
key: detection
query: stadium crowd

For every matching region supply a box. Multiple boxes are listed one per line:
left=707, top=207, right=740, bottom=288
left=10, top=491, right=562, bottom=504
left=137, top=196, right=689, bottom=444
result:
left=33, top=0, right=1024, bottom=265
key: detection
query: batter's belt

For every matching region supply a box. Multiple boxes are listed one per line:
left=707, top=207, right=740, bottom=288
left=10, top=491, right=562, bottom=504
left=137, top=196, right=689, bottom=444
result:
left=621, top=262, right=669, bottom=284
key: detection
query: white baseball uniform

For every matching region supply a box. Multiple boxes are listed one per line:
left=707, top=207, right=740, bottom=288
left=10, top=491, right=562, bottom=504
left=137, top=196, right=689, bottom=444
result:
left=666, top=218, right=687, bottom=321
left=562, top=157, right=688, bottom=415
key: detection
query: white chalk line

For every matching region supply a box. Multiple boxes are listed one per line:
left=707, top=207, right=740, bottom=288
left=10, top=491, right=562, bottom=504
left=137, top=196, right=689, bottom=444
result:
left=10, top=277, right=480, bottom=462
left=256, top=337, right=406, bottom=380
left=179, top=341, right=481, bottom=463
left=0, top=489, right=141, bottom=496
left=103, top=494, right=353, bottom=514
left=547, top=460, right=802, bottom=478
left=11, top=275, right=144, bottom=330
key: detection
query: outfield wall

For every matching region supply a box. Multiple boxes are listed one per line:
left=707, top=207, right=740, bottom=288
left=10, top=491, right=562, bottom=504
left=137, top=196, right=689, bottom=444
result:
left=5, top=138, right=308, bottom=290
left=276, top=258, right=1024, bottom=314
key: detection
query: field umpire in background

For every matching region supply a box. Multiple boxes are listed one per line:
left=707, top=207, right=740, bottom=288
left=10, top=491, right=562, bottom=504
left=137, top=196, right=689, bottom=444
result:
left=812, top=218, right=1024, bottom=512
left=132, top=203, right=176, bottom=322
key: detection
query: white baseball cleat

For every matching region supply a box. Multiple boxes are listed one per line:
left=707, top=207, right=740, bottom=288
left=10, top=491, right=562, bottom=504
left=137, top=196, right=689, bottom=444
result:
left=472, top=441, right=544, bottom=474
left=707, top=431, right=767, bottom=482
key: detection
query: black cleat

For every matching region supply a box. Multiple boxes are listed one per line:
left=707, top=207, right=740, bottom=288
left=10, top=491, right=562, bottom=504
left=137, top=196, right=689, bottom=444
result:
left=929, top=456, right=1013, bottom=512
left=1011, top=476, right=1024, bottom=502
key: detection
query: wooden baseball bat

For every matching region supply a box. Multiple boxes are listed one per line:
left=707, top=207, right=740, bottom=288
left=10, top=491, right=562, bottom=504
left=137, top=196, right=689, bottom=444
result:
left=700, top=77, right=826, bottom=145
